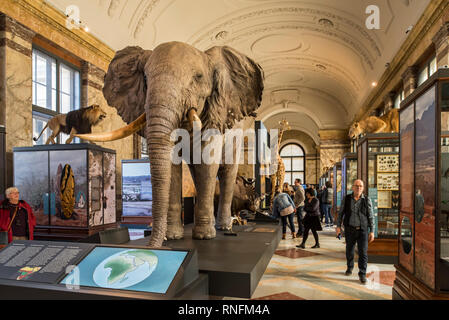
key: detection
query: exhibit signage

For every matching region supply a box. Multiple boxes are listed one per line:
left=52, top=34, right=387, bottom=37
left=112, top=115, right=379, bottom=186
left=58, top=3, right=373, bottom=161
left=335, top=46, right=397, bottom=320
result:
left=0, top=240, right=94, bottom=284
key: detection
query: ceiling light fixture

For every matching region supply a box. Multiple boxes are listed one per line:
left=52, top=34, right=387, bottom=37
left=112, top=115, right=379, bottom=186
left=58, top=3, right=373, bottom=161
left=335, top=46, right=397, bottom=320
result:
left=371, top=82, right=378, bottom=87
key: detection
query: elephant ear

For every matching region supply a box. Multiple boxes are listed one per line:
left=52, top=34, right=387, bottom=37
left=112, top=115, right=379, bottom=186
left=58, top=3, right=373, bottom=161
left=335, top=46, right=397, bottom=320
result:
left=103, top=46, right=152, bottom=136
left=204, top=46, right=264, bottom=132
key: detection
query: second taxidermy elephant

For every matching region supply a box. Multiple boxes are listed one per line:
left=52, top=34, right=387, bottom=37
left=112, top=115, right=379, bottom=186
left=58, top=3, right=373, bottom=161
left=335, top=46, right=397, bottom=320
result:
left=77, top=42, right=264, bottom=247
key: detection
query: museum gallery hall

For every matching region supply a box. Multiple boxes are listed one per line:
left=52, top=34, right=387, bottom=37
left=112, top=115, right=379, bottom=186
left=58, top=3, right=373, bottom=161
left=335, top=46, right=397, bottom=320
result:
left=0, top=0, right=448, bottom=302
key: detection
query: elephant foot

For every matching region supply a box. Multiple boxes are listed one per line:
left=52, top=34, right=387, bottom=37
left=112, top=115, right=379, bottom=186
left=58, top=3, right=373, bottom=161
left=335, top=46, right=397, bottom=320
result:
left=166, top=224, right=184, bottom=240
left=192, top=224, right=216, bottom=240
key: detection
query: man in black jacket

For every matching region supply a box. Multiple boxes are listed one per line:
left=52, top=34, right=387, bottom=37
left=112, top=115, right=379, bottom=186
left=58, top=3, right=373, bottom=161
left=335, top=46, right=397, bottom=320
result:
left=336, top=179, right=374, bottom=284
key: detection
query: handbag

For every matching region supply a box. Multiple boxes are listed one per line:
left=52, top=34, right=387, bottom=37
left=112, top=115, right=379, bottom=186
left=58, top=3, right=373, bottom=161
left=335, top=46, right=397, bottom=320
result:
left=280, top=205, right=294, bottom=216
left=0, top=207, right=19, bottom=245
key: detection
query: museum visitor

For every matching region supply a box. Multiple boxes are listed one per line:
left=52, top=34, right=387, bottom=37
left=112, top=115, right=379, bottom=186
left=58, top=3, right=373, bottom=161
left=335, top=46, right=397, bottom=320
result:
left=0, top=187, right=36, bottom=243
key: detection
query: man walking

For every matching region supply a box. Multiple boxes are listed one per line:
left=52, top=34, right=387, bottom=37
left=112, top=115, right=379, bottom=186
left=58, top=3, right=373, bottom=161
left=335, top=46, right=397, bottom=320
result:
left=336, top=179, right=374, bottom=284
left=293, top=178, right=305, bottom=237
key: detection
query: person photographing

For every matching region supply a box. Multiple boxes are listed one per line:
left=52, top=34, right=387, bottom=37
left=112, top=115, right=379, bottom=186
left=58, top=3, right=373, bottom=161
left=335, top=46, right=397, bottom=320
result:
left=336, top=179, right=374, bottom=284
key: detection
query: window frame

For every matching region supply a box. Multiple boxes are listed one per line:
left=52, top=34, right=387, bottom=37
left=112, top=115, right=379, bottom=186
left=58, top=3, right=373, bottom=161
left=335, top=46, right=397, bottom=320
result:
left=32, top=45, right=82, bottom=144
left=280, top=143, right=306, bottom=185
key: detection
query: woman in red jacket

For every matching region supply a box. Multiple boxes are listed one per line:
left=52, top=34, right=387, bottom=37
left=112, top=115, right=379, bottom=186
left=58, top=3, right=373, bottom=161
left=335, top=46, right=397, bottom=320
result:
left=0, top=187, right=36, bottom=243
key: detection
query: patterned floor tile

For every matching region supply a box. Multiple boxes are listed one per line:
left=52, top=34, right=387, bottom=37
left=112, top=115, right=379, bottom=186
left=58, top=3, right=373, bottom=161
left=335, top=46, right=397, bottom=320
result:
left=275, top=248, right=322, bottom=258
left=251, top=292, right=305, bottom=300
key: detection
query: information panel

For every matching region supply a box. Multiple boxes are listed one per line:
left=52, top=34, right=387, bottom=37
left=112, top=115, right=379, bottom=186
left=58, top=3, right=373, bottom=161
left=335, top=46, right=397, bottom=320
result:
left=0, top=241, right=94, bottom=283
left=60, top=247, right=188, bottom=294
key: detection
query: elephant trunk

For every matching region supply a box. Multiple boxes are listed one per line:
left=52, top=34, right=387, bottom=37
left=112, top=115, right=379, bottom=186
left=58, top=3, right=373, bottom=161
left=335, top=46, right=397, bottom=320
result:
left=146, top=104, right=180, bottom=247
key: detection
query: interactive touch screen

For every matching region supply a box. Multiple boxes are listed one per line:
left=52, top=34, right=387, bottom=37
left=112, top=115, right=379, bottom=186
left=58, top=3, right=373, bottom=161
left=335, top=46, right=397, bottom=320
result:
left=60, top=247, right=187, bottom=294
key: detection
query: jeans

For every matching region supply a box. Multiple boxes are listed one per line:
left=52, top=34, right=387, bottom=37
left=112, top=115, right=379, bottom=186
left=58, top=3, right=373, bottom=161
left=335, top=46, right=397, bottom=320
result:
left=345, top=226, right=368, bottom=276
left=281, top=213, right=295, bottom=234
left=323, top=203, right=333, bottom=225
left=296, top=206, right=304, bottom=235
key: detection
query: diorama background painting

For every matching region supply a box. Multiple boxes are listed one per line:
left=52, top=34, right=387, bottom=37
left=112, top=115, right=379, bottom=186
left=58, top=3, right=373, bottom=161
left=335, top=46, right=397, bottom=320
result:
left=14, top=151, right=49, bottom=226
left=122, top=161, right=152, bottom=217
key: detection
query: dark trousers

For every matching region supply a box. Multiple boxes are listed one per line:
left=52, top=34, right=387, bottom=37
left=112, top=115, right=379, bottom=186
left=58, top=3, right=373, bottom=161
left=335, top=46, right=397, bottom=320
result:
left=296, top=206, right=304, bottom=235
left=281, top=214, right=295, bottom=234
left=345, top=226, right=368, bottom=275
left=302, top=226, right=319, bottom=245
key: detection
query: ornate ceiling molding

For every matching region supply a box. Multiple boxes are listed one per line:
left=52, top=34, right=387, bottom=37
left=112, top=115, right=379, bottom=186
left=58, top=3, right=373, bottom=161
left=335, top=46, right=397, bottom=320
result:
left=356, top=0, right=448, bottom=121
left=260, top=55, right=361, bottom=92
left=263, top=84, right=349, bottom=117
left=133, top=0, right=161, bottom=39
left=190, top=6, right=381, bottom=69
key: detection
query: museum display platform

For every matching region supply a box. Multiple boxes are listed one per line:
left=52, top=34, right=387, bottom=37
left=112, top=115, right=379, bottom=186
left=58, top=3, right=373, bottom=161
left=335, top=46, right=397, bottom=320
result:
left=0, top=240, right=206, bottom=299
left=128, top=221, right=282, bottom=299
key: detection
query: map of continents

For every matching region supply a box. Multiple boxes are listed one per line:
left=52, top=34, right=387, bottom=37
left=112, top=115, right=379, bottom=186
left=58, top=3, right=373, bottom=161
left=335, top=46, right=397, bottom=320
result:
left=93, top=249, right=158, bottom=289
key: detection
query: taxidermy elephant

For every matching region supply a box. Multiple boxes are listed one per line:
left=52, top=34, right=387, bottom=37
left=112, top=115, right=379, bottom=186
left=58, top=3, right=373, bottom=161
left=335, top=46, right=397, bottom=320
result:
left=77, top=42, right=264, bottom=247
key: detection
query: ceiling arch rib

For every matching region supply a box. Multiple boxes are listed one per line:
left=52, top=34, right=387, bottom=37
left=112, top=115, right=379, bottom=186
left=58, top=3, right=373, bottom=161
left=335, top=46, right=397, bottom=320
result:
left=261, top=85, right=349, bottom=118
left=259, top=54, right=362, bottom=93
left=189, top=5, right=382, bottom=57
left=213, top=21, right=376, bottom=71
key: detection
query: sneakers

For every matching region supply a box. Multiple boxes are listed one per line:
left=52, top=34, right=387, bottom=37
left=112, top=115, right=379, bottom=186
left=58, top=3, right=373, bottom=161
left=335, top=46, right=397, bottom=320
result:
left=345, top=269, right=353, bottom=276
left=296, top=243, right=305, bottom=249
left=359, top=274, right=367, bottom=284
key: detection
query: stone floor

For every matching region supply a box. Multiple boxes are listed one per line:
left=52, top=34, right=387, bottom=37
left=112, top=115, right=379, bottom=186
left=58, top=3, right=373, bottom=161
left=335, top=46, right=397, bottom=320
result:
left=224, top=226, right=396, bottom=300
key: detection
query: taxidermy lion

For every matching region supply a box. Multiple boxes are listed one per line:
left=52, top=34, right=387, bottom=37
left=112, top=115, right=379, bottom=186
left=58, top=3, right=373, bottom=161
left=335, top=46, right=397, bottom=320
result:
left=33, top=104, right=107, bottom=144
left=349, top=108, right=399, bottom=139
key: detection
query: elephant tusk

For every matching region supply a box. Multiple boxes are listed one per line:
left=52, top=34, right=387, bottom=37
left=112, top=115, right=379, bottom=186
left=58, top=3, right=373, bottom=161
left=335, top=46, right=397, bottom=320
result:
left=187, top=108, right=202, bottom=129
left=75, top=113, right=146, bottom=142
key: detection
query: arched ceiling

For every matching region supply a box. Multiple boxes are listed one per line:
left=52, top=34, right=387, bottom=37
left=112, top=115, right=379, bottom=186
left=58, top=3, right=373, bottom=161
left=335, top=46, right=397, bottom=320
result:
left=46, top=0, right=430, bottom=143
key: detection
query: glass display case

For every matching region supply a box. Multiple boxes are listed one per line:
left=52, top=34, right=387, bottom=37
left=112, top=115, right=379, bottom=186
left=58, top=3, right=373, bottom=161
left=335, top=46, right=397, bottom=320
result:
left=13, top=143, right=117, bottom=241
left=394, top=68, right=449, bottom=299
left=332, top=162, right=342, bottom=218
left=357, top=133, right=399, bottom=257
left=341, top=153, right=357, bottom=199
left=357, top=134, right=399, bottom=239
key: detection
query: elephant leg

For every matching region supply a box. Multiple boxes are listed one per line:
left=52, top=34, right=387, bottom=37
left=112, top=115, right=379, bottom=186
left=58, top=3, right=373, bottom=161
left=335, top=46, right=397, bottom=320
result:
left=215, top=164, right=239, bottom=230
left=192, top=163, right=219, bottom=239
left=166, top=163, right=183, bottom=240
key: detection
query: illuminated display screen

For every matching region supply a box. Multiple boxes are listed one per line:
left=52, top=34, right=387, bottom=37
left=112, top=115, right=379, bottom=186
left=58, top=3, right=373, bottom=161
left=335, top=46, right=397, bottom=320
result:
left=60, top=247, right=188, bottom=294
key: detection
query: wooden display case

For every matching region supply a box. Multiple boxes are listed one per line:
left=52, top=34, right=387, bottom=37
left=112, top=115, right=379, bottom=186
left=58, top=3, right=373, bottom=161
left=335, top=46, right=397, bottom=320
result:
left=394, top=68, right=449, bottom=300
left=357, top=133, right=399, bottom=257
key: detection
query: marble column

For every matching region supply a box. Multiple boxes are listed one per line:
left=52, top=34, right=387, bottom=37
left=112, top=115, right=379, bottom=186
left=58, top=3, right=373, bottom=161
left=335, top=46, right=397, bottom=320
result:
left=318, top=130, right=350, bottom=176
left=0, top=13, right=35, bottom=188
left=432, top=22, right=449, bottom=69
left=401, top=66, right=419, bottom=97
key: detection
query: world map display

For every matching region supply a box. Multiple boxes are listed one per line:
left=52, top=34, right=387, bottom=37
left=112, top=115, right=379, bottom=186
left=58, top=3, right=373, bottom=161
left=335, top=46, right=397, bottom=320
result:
left=60, top=247, right=187, bottom=294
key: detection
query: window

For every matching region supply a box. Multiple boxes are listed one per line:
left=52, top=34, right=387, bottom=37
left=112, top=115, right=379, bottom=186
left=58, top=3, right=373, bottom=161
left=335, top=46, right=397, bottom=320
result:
left=141, top=138, right=149, bottom=159
left=417, top=55, right=437, bottom=87
left=32, top=48, right=81, bottom=145
left=394, top=88, right=405, bottom=109
left=280, top=143, right=305, bottom=185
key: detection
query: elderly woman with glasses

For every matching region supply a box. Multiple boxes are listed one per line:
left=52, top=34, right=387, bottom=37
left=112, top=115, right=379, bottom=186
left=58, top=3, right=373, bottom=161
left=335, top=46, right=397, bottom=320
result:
left=0, top=187, right=36, bottom=243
